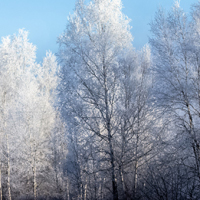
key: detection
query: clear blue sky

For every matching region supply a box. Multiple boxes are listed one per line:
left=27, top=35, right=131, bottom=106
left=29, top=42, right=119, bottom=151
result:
left=0, top=0, right=198, bottom=62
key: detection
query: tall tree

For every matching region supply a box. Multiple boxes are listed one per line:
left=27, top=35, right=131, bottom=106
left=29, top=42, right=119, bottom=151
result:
left=58, top=0, right=156, bottom=199
left=0, top=29, right=37, bottom=200
left=150, top=2, right=200, bottom=197
left=0, top=30, right=62, bottom=199
left=58, top=0, right=132, bottom=199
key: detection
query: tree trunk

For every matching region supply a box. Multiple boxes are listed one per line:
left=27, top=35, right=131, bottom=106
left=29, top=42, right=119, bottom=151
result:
left=134, top=160, right=138, bottom=198
left=33, top=161, right=37, bottom=200
left=101, top=178, right=105, bottom=200
left=0, top=162, right=2, bottom=200
left=93, top=171, right=97, bottom=200
left=84, top=182, right=87, bottom=200
left=67, top=178, right=70, bottom=200
left=6, top=127, right=12, bottom=200
left=119, top=166, right=126, bottom=200
left=105, top=85, right=118, bottom=199
left=103, top=63, right=118, bottom=200
left=3, top=92, right=11, bottom=200
left=31, top=142, right=37, bottom=200
left=34, top=165, right=37, bottom=200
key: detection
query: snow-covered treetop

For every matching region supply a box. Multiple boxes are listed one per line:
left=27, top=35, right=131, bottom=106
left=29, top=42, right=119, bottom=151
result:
left=59, top=0, right=133, bottom=54
left=0, top=29, right=36, bottom=70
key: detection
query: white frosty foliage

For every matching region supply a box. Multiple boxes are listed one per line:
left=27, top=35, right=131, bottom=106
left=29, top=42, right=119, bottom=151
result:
left=0, top=29, right=63, bottom=199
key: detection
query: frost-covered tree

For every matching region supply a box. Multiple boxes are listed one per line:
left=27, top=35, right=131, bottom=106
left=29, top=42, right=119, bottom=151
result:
left=58, top=0, right=155, bottom=199
left=58, top=0, right=132, bottom=199
left=0, top=30, right=62, bottom=199
left=116, top=45, right=156, bottom=199
left=0, top=29, right=37, bottom=200
left=149, top=1, right=200, bottom=198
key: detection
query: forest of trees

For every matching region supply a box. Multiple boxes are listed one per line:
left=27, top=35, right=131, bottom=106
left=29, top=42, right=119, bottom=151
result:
left=1, top=0, right=200, bottom=199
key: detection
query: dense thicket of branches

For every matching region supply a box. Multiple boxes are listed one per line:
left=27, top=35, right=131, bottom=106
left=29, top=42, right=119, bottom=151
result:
left=1, top=0, right=200, bottom=200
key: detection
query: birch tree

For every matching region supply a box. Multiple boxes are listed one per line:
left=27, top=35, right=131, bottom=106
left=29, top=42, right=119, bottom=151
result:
left=150, top=1, right=200, bottom=196
left=0, top=29, right=37, bottom=200
left=58, top=0, right=156, bottom=199
left=58, top=0, right=132, bottom=199
left=0, top=30, right=62, bottom=199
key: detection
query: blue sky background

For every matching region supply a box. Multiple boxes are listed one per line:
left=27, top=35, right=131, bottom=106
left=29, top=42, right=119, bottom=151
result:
left=0, top=0, right=198, bottom=62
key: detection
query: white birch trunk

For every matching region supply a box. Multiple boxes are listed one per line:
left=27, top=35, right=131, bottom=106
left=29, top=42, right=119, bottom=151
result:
left=33, top=155, right=37, bottom=200
left=4, top=91, right=11, bottom=200
left=6, top=130, right=12, bottom=200
left=67, top=178, right=70, bottom=200
left=134, top=160, right=138, bottom=197
left=84, top=182, right=87, bottom=200
left=31, top=141, right=37, bottom=200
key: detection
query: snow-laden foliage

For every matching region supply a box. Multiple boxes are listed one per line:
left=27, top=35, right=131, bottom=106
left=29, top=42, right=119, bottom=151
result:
left=1, top=0, right=200, bottom=200
left=0, top=29, right=67, bottom=200
left=58, top=1, right=155, bottom=200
